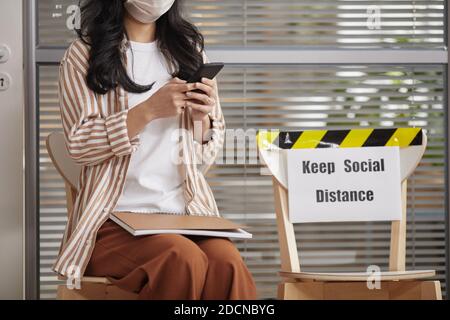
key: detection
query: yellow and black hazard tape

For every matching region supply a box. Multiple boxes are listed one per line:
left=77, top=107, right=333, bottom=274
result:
left=257, top=127, right=423, bottom=150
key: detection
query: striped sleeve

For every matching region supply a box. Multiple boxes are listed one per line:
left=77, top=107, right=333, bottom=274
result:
left=193, top=51, right=226, bottom=174
left=58, top=49, right=140, bottom=167
left=193, top=94, right=225, bottom=174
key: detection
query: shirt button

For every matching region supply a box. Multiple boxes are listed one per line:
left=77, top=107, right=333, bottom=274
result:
left=85, top=240, right=92, bottom=247
left=103, top=208, right=110, bottom=213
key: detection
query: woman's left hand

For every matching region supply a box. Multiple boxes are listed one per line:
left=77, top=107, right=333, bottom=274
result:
left=185, top=77, right=217, bottom=123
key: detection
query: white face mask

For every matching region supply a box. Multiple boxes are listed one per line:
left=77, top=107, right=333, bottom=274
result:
left=125, top=0, right=175, bottom=24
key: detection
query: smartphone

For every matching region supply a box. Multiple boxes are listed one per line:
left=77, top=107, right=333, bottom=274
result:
left=187, top=62, right=224, bottom=83
left=187, top=62, right=224, bottom=93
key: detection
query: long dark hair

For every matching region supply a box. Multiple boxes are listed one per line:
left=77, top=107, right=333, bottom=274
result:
left=76, top=0, right=204, bottom=95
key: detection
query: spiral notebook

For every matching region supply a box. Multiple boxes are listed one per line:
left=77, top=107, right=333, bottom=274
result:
left=110, top=211, right=252, bottom=239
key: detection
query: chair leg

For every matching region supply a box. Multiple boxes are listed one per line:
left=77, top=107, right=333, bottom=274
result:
left=420, top=281, right=442, bottom=300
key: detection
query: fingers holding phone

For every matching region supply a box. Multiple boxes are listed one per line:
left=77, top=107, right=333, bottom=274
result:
left=185, top=62, right=223, bottom=121
left=144, top=77, right=197, bottom=120
left=186, top=78, right=218, bottom=122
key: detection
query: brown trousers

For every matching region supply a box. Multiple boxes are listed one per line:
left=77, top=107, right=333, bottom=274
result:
left=85, top=220, right=257, bottom=300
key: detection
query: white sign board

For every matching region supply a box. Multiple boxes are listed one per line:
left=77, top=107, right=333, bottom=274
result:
left=287, top=146, right=402, bottom=223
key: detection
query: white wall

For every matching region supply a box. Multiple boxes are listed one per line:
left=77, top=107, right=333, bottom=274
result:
left=0, top=0, right=24, bottom=299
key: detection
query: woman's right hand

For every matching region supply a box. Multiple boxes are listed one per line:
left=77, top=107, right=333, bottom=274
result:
left=126, top=77, right=197, bottom=141
left=144, top=77, right=195, bottom=121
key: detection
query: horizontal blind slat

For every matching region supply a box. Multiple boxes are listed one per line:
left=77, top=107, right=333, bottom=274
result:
left=38, top=0, right=444, bottom=48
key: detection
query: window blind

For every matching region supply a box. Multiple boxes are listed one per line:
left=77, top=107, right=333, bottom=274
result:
left=38, top=64, right=446, bottom=299
left=38, top=0, right=444, bottom=48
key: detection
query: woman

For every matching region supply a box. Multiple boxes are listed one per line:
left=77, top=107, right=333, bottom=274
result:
left=53, top=0, right=257, bottom=300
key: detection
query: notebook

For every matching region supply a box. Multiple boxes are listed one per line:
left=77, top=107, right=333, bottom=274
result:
left=110, top=211, right=252, bottom=239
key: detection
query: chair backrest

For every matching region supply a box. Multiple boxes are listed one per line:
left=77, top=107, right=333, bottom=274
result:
left=45, top=132, right=82, bottom=215
left=46, top=132, right=81, bottom=190
left=257, top=128, right=427, bottom=274
left=258, top=128, right=427, bottom=188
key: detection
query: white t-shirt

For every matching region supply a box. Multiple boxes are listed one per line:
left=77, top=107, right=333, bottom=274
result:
left=113, top=39, right=186, bottom=214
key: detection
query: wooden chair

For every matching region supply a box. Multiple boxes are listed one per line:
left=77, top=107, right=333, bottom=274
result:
left=46, top=132, right=138, bottom=300
left=257, top=128, right=442, bottom=300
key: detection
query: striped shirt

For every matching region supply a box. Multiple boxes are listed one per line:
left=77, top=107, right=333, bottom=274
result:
left=52, top=38, right=225, bottom=279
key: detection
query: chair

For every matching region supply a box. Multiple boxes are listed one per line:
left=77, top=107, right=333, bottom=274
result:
left=257, top=128, right=442, bottom=300
left=46, top=132, right=138, bottom=300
